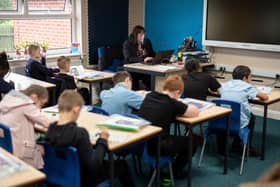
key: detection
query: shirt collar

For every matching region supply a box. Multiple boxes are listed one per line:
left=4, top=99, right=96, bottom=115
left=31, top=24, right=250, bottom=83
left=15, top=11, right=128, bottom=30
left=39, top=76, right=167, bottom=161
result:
left=115, top=82, right=128, bottom=89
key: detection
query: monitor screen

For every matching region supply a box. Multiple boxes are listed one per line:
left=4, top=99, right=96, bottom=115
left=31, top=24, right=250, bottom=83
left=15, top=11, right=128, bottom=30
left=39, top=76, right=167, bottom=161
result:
left=204, top=0, right=280, bottom=51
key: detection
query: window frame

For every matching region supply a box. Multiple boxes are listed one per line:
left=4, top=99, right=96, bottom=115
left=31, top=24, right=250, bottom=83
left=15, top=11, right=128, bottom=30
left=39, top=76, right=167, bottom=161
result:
left=0, top=0, right=75, bottom=57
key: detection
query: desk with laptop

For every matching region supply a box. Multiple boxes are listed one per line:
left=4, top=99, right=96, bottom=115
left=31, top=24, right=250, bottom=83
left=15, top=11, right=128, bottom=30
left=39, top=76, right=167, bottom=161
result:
left=123, top=50, right=214, bottom=91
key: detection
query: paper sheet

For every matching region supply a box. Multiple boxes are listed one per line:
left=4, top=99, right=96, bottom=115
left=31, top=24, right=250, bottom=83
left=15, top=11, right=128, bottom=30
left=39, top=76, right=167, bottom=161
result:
left=90, top=129, right=129, bottom=143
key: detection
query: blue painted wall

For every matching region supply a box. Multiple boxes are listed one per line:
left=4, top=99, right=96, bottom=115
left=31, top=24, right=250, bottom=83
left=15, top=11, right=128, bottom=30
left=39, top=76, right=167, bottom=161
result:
left=145, top=0, right=204, bottom=52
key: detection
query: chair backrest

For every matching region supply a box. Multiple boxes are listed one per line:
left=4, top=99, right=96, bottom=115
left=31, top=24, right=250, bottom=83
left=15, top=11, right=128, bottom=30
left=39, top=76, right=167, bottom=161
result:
left=98, top=46, right=123, bottom=71
left=0, top=123, right=13, bottom=153
left=46, top=77, right=67, bottom=103
left=209, top=99, right=241, bottom=132
left=89, top=106, right=110, bottom=116
left=43, top=144, right=80, bottom=187
left=142, top=143, right=171, bottom=168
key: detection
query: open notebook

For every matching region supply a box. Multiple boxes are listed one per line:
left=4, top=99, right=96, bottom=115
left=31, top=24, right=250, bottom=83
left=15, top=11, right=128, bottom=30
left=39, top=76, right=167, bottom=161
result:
left=70, top=65, right=103, bottom=80
left=179, top=98, right=215, bottom=111
left=96, top=114, right=150, bottom=131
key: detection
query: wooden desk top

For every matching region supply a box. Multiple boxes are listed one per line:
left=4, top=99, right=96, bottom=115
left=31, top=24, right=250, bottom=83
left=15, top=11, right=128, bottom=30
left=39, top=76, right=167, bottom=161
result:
left=124, top=63, right=184, bottom=74
left=76, top=70, right=114, bottom=83
left=5, top=72, right=55, bottom=90
left=77, top=112, right=162, bottom=151
left=40, top=112, right=162, bottom=152
left=0, top=148, right=45, bottom=187
left=250, top=90, right=280, bottom=105
left=124, top=62, right=215, bottom=74
left=239, top=182, right=280, bottom=187
left=209, top=89, right=280, bottom=106
left=176, top=106, right=232, bottom=125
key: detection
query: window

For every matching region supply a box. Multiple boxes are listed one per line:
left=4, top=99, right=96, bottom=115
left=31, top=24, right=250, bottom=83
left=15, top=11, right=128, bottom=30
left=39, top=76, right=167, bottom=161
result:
left=0, top=0, right=73, bottom=55
left=0, top=0, right=18, bottom=11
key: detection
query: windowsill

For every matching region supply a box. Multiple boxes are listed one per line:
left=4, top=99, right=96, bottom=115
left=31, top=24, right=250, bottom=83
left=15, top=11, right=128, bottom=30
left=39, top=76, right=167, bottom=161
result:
left=9, top=53, right=81, bottom=64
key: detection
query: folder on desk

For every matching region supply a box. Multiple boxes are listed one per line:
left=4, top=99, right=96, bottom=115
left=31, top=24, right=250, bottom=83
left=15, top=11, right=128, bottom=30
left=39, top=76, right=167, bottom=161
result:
left=179, top=98, right=215, bottom=111
left=96, top=114, right=150, bottom=131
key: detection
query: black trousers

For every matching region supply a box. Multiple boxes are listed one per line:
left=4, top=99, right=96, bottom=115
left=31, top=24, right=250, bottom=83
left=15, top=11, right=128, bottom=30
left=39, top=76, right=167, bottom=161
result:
left=149, top=135, right=197, bottom=172
left=86, top=160, right=134, bottom=187
left=78, top=88, right=90, bottom=105
left=131, top=72, right=151, bottom=90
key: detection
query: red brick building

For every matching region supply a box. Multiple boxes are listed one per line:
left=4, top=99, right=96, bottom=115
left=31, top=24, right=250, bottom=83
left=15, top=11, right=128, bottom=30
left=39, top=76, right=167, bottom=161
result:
left=13, top=0, right=71, bottom=49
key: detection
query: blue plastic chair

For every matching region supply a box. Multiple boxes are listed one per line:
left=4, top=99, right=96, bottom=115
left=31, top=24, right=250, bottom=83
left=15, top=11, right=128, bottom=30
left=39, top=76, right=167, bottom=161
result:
left=0, top=123, right=13, bottom=153
left=198, top=99, right=250, bottom=175
left=142, top=143, right=174, bottom=187
left=88, top=106, right=110, bottom=116
left=43, top=144, right=81, bottom=187
left=43, top=143, right=109, bottom=187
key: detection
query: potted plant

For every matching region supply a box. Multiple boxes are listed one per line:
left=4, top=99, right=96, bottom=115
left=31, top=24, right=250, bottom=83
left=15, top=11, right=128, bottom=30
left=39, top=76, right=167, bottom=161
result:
left=21, top=40, right=30, bottom=57
left=13, top=43, right=21, bottom=58
left=40, top=41, right=49, bottom=53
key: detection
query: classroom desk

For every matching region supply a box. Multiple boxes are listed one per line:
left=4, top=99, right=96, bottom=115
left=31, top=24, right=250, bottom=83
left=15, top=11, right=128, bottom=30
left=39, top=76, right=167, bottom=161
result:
left=5, top=72, right=56, bottom=103
left=209, top=89, right=280, bottom=160
left=40, top=111, right=162, bottom=187
left=123, top=62, right=214, bottom=91
left=75, top=70, right=114, bottom=104
left=5, top=72, right=55, bottom=90
left=0, top=147, right=46, bottom=187
left=176, top=106, right=232, bottom=187
left=123, top=63, right=184, bottom=91
left=249, top=90, right=280, bottom=160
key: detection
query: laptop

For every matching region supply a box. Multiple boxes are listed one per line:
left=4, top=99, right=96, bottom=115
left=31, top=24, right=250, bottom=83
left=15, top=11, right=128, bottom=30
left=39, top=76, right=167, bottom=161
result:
left=143, top=50, right=174, bottom=65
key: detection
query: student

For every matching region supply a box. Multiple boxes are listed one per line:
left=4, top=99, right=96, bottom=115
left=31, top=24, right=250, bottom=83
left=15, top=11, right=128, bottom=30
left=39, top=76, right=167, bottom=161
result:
left=0, top=52, right=14, bottom=95
left=55, top=56, right=90, bottom=104
left=100, top=71, right=145, bottom=115
left=219, top=65, right=268, bottom=154
left=45, top=90, right=134, bottom=187
left=138, top=75, right=200, bottom=178
left=0, top=85, right=55, bottom=169
left=25, top=44, right=59, bottom=81
left=182, top=57, right=221, bottom=100
left=123, top=25, right=155, bottom=90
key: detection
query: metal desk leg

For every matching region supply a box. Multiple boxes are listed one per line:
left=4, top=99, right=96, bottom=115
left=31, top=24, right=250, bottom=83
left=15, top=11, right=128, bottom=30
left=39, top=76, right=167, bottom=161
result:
left=156, top=135, right=161, bottom=187
left=187, top=128, right=193, bottom=187
left=151, top=75, right=156, bottom=91
left=51, top=88, right=56, bottom=105
left=109, top=152, right=114, bottom=187
left=224, top=115, right=230, bottom=174
left=89, top=83, right=92, bottom=104
left=261, top=105, right=268, bottom=160
left=99, top=82, right=103, bottom=90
